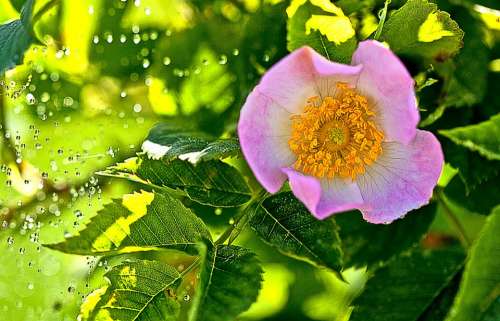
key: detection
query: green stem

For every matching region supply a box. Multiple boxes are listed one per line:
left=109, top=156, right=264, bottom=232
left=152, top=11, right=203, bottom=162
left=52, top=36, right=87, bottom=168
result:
left=215, top=188, right=267, bottom=246
left=32, top=0, right=61, bottom=24
left=438, top=190, right=471, bottom=248
left=373, top=0, right=391, bottom=41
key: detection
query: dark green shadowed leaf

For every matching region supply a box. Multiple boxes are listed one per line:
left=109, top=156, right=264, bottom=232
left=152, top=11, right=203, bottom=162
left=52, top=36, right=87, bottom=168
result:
left=79, top=260, right=185, bottom=321
left=445, top=206, right=500, bottom=321
left=189, top=244, right=263, bottom=321
left=287, top=0, right=357, bottom=63
left=480, top=299, right=500, bottom=321
left=249, top=192, right=343, bottom=273
left=137, top=158, right=251, bottom=207
left=44, top=191, right=212, bottom=255
left=444, top=175, right=500, bottom=216
left=0, top=0, right=35, bottom=73
left=142, top=122, right=240, bottom=161
left=440, top=8, right=490, bottom=108
left=442, top=138, right=500, bottom=193
left=440, top=114, right=500, bottom=162
left=337, top=204, right=437, bottom=268
left=349, top=245, right=465, bottom=321
left=99, top=156, right=252, bottom=207
left=380, top=0, right=463, bottom=61
left=418, top=270, right=463, bottom=321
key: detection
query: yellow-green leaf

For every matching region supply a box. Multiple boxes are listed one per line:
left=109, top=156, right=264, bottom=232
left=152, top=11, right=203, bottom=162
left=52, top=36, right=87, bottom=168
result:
left=44, top=191, right=212, bottom=255
left=418, top=12, right=455, bottom=42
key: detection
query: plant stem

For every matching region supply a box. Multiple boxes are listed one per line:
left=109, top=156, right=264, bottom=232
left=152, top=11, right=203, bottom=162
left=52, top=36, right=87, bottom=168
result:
left=32, top=0, right=61, bottom=24
left=373, top=0, right=391, bottom=41
left=438, top=190, right=471, bottom=248
left=214, top=188, right=267, bottom=246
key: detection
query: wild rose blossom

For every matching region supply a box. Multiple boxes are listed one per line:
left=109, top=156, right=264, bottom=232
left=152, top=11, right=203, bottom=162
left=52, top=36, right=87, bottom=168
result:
left=238, top=40, right=443, bottom=224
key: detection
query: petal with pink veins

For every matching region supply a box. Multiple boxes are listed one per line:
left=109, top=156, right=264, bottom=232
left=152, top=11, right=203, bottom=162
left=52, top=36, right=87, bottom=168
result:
left=283, top=168, right=364, bottom=219
left=352, top=40, right=419, bottom=145
left=258, top=46, right=362, bottom=114
left=355, top=130, right=444, bottom=224
left=238, top=88, right=296, bottom=193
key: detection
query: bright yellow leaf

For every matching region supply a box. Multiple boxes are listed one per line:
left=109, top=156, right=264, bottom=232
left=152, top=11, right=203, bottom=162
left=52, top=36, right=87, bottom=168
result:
left=305, top=15, right=355, bottom=45
left=418, top=12, right=454, bottom=42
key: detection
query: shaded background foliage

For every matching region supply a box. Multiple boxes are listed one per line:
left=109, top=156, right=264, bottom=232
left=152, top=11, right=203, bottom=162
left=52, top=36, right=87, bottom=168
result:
left=0, top=0, right=499, bottom=321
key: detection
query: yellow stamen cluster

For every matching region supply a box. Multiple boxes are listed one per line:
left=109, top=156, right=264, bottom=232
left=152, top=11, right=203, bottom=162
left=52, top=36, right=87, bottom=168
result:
left=288, top=83, right=384, bottom=180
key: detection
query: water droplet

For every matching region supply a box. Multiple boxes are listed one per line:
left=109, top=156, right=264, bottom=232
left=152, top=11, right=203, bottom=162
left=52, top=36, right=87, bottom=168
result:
left=183, top=294, right=190, bottom=302
left=26, top=93, right=36, bottom=105
left=219, top=55, right=228, bottom=65
left=133, top=104, right=142, bottom=113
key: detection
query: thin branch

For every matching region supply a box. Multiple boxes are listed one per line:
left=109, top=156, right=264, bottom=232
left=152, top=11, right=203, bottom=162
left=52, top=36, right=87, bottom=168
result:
left=438, top=190, right=472, bottom=248
left=32, top=0, right=61, bottom=24
left=373, top=0, right=391, bottom=41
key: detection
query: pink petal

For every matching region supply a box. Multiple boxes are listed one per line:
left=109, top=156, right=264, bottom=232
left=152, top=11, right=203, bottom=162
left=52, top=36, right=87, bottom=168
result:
left=238, top=88, right=296, bottom=193
left=282, top=168, right=364, bottom=219
left=258, top=47, right=362, bottom=114
left=356, top=130, right=443, bottom=224
left=352, top=40, right=419, bottom=145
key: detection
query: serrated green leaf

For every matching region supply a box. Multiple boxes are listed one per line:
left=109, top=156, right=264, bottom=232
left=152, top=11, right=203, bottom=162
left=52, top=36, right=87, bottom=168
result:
left=287, top=0, right=357, bottom=63
left=442, top=137, right=500, bottom=192
left=99, top=156, right=252, bottom=207
left=250, top=192, right=343, bottom=273
left=350, top=245, right=465, bottom=321
left=336, top=204, right=437, bottom=268
left=445, top=206, right=500, bottom=321
left=440, top=114, right=500, bottom=161
left=142, top=122, right=240, bottom=161
left=79, top=260, right=185, bottom=321
left=380, top=0, right=463, bottom=61
left=45, top=191, right=212, bottom=255
left=0, top=0, right=35, bottom=73
left=189, top=244, right=263, bottom=321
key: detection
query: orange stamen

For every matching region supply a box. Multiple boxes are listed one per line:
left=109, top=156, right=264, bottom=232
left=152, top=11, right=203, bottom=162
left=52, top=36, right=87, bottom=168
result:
left=288, top=83, right=384, bottom=180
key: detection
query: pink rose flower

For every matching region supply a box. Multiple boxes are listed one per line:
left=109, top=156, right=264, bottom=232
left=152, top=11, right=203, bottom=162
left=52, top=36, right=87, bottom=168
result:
left=238, top=40, right=443, bottom=224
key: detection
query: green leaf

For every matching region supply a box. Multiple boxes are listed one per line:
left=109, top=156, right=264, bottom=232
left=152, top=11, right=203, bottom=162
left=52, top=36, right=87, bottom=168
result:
left=444, top=175, right=500, bottom=216
left=189, top=244, right=263, bottom=321
left=380, top=0, right=463, bottom=61
left=440, top=8, right=490, bottom=108
left=0, top=0, right=35, bottom=73
left=45, top=191, right=212, bottom=255
left=336, top=204, right=437, bottom=268
left=481, top=299, right=500, bottom=321
left=287, top=0, right=357, bottom=63
left=350, top=245, right=465, bottom=321
left=8, top=0, right=25, bottom=12
left=418, top=271, right=463, bottom=321
left=445, top=206, right=500, bottom=321
left=442, top=138, right=500, bottom=192
left=249, top=192, right=343, bottom=273
left=99, top=156, right=252, bottom=207
left=142, top=122, right=241, bottom=161
left=440, top=114, right=500, bottom=161
left=79, top=260, right=185, bottom=321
